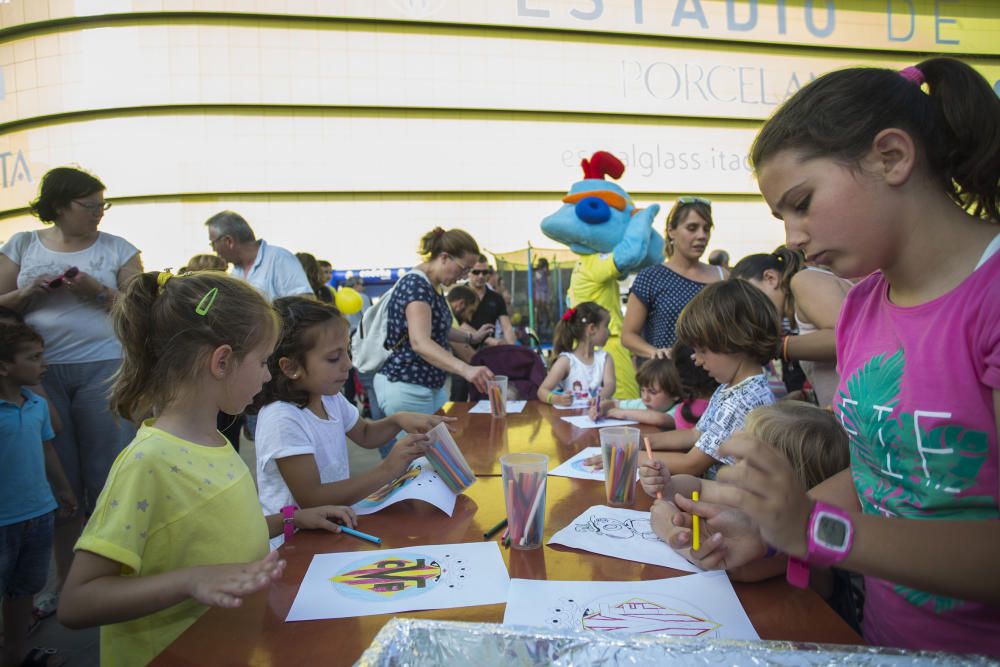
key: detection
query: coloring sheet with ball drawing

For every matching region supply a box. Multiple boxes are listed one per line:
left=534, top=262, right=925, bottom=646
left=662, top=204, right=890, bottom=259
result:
left=351, top=457, right=458, bottom=516
left=548, top=447, right=640, bottom=482
left=503, top=572, right=758, bottom=640
left=548, top=505, right=701, bottom=573
left=286, top=542, right=509, bottom=621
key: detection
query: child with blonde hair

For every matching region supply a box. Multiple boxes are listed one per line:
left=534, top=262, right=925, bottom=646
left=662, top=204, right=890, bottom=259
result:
left=642, top=401, right=849, bottom=587
left=58, top=272, right=355, bottom=665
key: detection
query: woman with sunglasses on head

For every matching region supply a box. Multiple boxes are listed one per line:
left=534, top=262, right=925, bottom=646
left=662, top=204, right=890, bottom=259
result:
left=0, top=166, right=142, bottom=612
left=372, top=227, right=494, bottom=456
left=622, top=197, right=726, bottom=361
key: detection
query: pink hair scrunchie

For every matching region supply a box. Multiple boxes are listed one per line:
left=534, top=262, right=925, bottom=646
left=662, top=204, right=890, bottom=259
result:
left=899, top=66, right=925, bottom=87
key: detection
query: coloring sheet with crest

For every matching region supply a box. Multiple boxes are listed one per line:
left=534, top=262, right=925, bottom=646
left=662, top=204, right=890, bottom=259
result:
left=503, top=572, right=758, bottom=640
left=548, top=447, right=640, bottom=482
left=351, top=457, right=458, bottom=517
left=286, top=542, right=509, bottom=621
left=548, top=505, right=701, bottom=573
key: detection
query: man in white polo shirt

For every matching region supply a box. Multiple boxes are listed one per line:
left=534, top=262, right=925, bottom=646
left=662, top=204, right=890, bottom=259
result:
left=205, top=210, right=311, bottom=301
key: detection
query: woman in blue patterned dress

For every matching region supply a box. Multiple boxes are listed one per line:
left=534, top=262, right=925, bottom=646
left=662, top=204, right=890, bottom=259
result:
left=621, top=197, right=727, bottom=361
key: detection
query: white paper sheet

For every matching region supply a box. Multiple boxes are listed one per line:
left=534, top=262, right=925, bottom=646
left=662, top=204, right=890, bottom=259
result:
left=502, top=572, right=758, bottom=640
left=548, top=447, right=639, bottom=482
left=560, top=415, right=639, bottom=429
left=552, top=397, right=590, bottom=410
left=467, top=400, right=527, bottom=414
left=351, top=457, right=458, bottom=517
left=548, top=505, right=702, bottom=573
left=286, top=542, right=510, bottom=621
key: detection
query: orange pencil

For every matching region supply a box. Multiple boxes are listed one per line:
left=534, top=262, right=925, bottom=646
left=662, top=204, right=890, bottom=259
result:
left=643, top=437, right=662, bottom=500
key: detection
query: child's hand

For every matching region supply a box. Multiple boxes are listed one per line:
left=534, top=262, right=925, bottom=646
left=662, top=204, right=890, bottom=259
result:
left=187, top=550, right=286, bottom=609
left=639, top=460, right=669, bottom=498
left=552, top=393, right=573, bottom=407
left=668, top=492, right=766, bottom=571
left=582, top=453, right=603, bottom=470
left=587, top=398, right=611, bottom=420
left=295, top=505, right=358, bottom=533
left=394, top=413, right=457, bottom=434
left=385, top=433, right=430, bottom=476
left=650, top=499, right=687, bottom=547
left=606, top=408, right=626, bottom=420
left=714, top=432, right=812, bottom=558
left=55, top=486, right=79, bottom=519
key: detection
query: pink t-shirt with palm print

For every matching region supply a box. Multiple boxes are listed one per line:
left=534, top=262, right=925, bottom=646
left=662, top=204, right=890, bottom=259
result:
left=835, top=249, right=1000, bottom=656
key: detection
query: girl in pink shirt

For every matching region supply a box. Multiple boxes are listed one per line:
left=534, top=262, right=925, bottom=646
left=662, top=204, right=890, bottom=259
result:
left=661, top=58, right=1000, bottom=656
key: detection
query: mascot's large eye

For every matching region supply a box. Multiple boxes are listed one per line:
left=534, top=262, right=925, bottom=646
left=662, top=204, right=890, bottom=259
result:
left=575, top=196, right=611, bottom=224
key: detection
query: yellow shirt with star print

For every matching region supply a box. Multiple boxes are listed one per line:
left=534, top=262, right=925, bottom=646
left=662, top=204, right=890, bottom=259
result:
left=76, top=420, right=269, bottom=667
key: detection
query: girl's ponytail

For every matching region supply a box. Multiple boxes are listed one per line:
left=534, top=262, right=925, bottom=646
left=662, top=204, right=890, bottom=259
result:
left=730, top=246, right=804, bottom=320
left=110, top=272, right=161, bottom=421
left=109, top=271, right=278, bottom=422
left=918, top=58, right=1000, bottom=222
left=552, top=301, right=608, bottom=356
left=751, top=57, right=999, bottom=223
left=772, top=246, right=804, bottom=319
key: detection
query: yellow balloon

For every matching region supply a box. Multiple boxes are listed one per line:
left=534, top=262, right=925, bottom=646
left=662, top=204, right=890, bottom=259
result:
left=335, top=286, right=363, bottom=315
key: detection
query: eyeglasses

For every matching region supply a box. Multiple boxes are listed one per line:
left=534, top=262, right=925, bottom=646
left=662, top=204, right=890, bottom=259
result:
left=446, top=254, right=474, bottom=276
left=678, top=196, right=712, bottom=208
left=74, top=200, right=112, bottom=213
left=469, top=269, right=491, bottom=276
left=208, top=235, right=229, bottom=249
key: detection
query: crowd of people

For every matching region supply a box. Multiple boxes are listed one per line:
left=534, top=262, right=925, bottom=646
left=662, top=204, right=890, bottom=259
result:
left=1, top=56, right=998, bottom=665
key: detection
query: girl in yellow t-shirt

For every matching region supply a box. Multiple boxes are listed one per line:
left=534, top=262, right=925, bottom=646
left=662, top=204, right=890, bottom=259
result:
left=57, top=272, right=356, bottom=666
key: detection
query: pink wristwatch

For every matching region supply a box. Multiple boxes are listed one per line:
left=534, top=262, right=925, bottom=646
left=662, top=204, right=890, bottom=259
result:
left=281, top=505, right=298, bottom=542
left=786, top=501, right=854, bottom=588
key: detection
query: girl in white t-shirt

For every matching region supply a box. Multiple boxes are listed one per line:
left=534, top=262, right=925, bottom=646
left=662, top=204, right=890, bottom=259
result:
left=537, top=301, right=615, bottom=406
left=254, top=297, right=453, bottom=527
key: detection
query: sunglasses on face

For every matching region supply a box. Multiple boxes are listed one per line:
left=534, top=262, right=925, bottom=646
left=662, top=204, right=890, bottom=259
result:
left=678, top=196, right=712, bottom=209
left=469, top=269, right=492, bottom=276
left=48, top=266, right=79, bottom=288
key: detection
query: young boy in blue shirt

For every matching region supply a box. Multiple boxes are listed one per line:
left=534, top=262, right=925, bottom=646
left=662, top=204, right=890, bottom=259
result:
left=1, top=321, right=76, bottom=667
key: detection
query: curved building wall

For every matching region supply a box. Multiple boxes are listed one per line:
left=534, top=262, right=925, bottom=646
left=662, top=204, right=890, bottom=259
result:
left=0, top=3, right=997, bottom=270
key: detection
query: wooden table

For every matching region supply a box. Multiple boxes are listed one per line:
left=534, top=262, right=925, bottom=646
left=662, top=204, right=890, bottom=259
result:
left=442, top=400, right=662, bottom=476
left=153, top=415, right=863, bottom=667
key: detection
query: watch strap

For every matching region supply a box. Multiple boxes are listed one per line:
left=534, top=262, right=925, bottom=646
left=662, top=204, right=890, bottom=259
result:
left=786, top=556, right=810, bottom=588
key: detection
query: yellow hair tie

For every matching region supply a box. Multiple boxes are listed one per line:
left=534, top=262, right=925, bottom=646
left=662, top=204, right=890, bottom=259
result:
left=156, top=271, right=173, bottom=292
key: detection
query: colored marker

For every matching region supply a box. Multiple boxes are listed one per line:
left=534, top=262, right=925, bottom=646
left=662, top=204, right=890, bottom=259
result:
left=692, top=491, right=700, bottom=551
left=643, top=436, right=661, bottom=500
left=483, top=518, right=508, bottom=540
left=340, top=525, right=381, bottom=546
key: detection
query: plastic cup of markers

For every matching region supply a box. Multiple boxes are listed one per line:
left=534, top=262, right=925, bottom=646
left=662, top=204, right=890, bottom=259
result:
left=487, top=375, right=509, bottom=418
left=500, top=453, right=548, bottom=550
left=600, top=426, right=640, bottom=507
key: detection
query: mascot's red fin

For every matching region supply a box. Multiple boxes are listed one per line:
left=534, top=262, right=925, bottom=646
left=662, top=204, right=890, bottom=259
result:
left=580, top=151, right=625, bottom=180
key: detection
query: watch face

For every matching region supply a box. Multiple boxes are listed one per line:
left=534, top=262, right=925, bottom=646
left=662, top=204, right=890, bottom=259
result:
left=817, top=514, right=848, bottom=548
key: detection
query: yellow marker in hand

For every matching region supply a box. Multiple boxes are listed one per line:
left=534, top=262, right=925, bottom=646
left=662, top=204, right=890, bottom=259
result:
left=692, top=491, right=700, bottom=551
